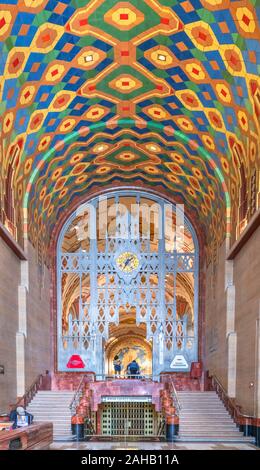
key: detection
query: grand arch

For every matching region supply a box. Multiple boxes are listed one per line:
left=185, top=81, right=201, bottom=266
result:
left=57, top=190, right=199, bottom=375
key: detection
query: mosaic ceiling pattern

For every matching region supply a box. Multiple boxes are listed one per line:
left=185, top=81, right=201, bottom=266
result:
left=0, top=0, right=260, bottom=255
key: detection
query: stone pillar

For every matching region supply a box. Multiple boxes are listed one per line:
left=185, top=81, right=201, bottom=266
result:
left=255, top=305, right=260, bottom=419
left=16, top=259, right=29, bottom=397
left=225, top=251, right=237, bottom=398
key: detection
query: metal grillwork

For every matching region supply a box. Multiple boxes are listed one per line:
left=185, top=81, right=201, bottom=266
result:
left=101, top=402, right=155, bottom=437
left=57, top=190, right=199, bottom=374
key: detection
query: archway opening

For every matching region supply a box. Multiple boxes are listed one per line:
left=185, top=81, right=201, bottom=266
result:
left=57, top=190, right=199, bottom=375
left=105, top=308, right=152, bottom=376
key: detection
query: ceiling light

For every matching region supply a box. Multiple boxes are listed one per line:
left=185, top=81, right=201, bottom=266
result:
left=157, top=54, right=166, bottom=62
left=84, top=54, right=94, bottom=63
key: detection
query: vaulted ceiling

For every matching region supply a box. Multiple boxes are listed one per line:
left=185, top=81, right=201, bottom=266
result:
left=0, top=0, right=259, bottom=260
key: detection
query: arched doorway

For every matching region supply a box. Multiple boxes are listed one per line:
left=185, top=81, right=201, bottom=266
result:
left=105, top=333, right=152, bottom=376
left=57, top=190, right=199, bottom=375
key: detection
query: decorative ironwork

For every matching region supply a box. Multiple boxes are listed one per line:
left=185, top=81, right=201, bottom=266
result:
left=57, top=191, right=199, bottom=374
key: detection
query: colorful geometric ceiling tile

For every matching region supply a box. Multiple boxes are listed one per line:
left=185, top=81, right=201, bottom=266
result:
left=0, top=0, right=259, bottom=264
left=109, top=74, right=142, bottom=94
left=104, top=2, right=145, bottom=31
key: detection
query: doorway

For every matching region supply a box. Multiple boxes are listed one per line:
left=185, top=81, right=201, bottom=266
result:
left=101, top=401, right=156, bottom=437
left=105, top=313, right=152, bottom=376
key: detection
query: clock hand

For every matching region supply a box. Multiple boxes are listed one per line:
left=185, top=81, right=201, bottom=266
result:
left=124, top=256, right=134, bottom=268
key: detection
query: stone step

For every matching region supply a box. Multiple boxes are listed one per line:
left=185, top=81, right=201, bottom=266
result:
left=178, top=392, right=217, bottom=394
left=180, top=411, right=230, bottom=415
left=29, top=399, right=73, bottom=402
left=28, top=405, right=72, bottom=408
left=27, top=408, right=71, bottom=418
left=176, top=437, right=254, bottom=443
left=33, top=418, right=71, bottom=422
left=179, top=405, right=226, bottom=409
left=180, top=432, right=244, bottom=441
left=180, top=424, right=237, bottom=428
left=53, top=427, right=72, bottom=431
left=28, top=403, right=72, bottom=406
left=28, top=404, right=71, bottom=408
left=180, top=420, right=234, bottom=424
left=178, top=401, right=225, bottom=404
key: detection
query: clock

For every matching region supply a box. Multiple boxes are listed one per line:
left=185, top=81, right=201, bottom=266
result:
left=116, top=251, right=140, bottom=274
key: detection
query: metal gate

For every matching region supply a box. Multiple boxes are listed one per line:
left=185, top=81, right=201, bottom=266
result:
left=101, top=402, right=155, bottom=436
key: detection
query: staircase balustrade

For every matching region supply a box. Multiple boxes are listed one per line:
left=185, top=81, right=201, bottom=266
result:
left=11, top=371, right=51, bottom=410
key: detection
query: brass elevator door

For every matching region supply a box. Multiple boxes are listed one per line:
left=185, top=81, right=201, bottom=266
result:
left=101, top=402, right=155, bottom=436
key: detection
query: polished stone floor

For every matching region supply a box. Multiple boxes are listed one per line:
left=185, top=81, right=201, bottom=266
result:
left=50, top=441, right=257, bottom=450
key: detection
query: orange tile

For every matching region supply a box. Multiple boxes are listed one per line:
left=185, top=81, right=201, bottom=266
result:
left=219, top=22, right=230, bottom=34
left=176, top=41, right=188, bottom=52
left=181, top=1, right=194, bottom=13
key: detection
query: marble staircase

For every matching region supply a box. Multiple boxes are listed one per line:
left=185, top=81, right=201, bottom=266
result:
left=27, top=391, right=75, bottom=441
left=177, top=391, right=254, bottom=443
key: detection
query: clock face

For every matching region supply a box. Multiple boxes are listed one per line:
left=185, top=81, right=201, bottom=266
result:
left=116, top=251, right=139, bottom=273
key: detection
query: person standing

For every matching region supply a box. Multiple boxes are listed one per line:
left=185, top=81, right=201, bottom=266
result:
left=127, top=359, right=140, bottom=378
left=113, top=355, right=122, bottom=377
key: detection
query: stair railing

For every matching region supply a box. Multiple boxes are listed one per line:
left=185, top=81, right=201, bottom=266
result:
left=11, top=373, right=45, bottom=410
left=69, top=373, right=95, bottom=416
left=166, top=375, right=181, bottom=416
left=211, top=374, right=253, bottom=422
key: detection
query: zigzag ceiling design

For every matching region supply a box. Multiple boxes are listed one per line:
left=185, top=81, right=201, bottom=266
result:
left=0, top=0, right=260, bottom=255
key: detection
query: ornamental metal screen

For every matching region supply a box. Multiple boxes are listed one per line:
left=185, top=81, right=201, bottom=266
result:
left=57, top=191, right=199, bottom=374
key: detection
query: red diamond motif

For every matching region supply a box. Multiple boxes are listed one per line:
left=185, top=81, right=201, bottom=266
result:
left=42, top=33, right=51, bottom=42
left=0, top=17, right=6, bottom=29
left=230, top=54, right=238, bottom=66
left=161, top=18, right=169, bottom=25
left=79, top=18, right=88, bottom=26
left=242, top=14, right=250, bottom=26
left=12, top=58, right=19, bottom=68
left=154, top=110, right=161, bottom=116
left=122, top=81, right=129, bottom=86
left=89, top=85, right=95, bottom=91
left=198, top=31, right=207, bottom=41
left=121, top=50, right=129, bottom=57
left=192, top=67, right=199, bottom=75
left=221, top=89, right=227, bottom=97
left=92, top=111, right=99, bottom=116
left=24, top=91, right=30, bottom=99
left=51, top=69, right=59, bottom=77
left=156, top=85, right=163, bottom=91
left=120, top=13, right=129, bottom=20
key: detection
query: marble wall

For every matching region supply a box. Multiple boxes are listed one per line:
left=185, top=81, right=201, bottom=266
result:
left=205, top=227, right=260, bottom=417
left=0, top=239, right=51, bottom=411
left=0, top=237, right=20, bottom=410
